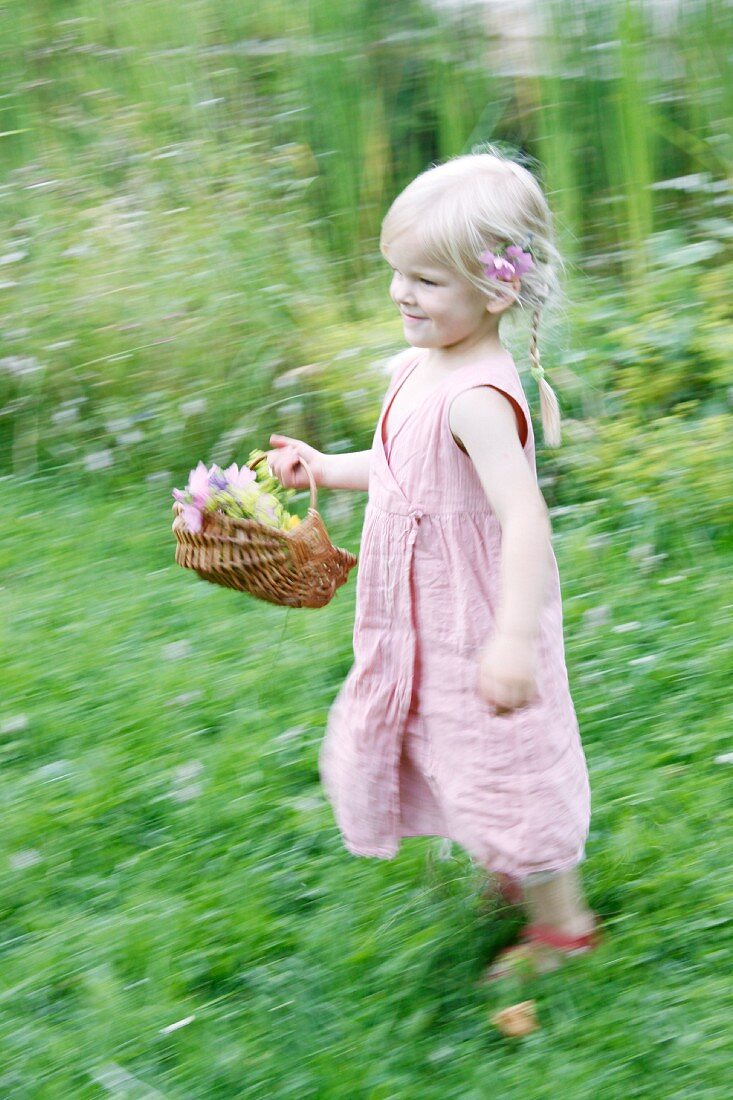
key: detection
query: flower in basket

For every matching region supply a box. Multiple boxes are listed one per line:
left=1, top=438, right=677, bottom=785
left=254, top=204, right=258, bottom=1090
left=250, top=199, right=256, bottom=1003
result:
left=173, top=454, right=301, bottom=533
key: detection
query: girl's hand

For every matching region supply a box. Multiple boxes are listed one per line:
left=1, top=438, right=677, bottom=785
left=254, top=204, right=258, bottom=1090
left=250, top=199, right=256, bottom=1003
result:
left=266, top=434, right=326, bottom=490
left=478, top=631, right=539, bottom=715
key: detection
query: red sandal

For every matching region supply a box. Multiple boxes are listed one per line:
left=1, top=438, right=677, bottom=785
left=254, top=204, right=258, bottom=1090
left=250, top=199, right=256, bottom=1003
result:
left=484, top=916, right=602, bottom=981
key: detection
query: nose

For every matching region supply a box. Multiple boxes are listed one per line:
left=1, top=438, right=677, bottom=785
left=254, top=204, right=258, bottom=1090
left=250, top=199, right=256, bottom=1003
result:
left=390, top=271, right=415, bottom=306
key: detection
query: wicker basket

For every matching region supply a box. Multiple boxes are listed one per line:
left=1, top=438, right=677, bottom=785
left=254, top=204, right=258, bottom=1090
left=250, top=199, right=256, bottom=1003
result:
left=172, top=456, right=357, bottom=608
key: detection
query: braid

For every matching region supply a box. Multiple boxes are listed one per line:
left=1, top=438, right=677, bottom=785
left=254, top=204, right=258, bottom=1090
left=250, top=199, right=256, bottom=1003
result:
left=529, top=306, right=561, bottom=448
left=529, top=305, right=542, bottom=377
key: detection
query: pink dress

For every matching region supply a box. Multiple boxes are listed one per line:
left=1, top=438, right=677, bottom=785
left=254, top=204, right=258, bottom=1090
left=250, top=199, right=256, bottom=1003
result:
left=319, top=349, right=590, bottom=879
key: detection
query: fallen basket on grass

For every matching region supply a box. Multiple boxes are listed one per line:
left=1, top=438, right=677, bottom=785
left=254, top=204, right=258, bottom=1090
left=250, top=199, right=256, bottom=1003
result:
left=172, top=456, right=357, bottom=608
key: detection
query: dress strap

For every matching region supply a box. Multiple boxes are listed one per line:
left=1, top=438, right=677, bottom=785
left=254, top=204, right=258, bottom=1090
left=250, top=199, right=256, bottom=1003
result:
left=385, top=349, right=422, bottom=394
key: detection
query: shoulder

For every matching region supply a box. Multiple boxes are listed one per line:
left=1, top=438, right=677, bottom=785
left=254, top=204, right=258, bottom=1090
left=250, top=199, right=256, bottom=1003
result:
left=449, top=386, right=522, bottom=446
left=448, top=359, right=529, bottom=450
left=448, top=385, right=545, bottom=522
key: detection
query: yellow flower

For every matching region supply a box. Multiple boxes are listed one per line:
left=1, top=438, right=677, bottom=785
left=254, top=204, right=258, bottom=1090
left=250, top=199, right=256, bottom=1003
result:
left=285, top=514, right=300, bottom=530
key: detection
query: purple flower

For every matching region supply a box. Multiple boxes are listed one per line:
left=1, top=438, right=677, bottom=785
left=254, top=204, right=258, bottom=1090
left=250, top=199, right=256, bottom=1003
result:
left=224, top=463, right=257, bottom=490
left=479, top=246, right=534, bottom=283
left=505, top=245, right=534, bottom=277
left=182, top=502, right=203, bottom=533
left=478, top=251, right=518, bottom=282
left=188, top=461, right=210, bottom=505
left=208, top=464, right=227, bottom=491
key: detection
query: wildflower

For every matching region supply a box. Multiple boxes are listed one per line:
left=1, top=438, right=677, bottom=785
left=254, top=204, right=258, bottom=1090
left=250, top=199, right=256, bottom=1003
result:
left=504, top=245, right=535, bottom=277
left=172, top=453, right=300, bottom=533
left=182, top=502, right=203, bottom=533
left=188, top=461, right=210, bottom=504
left=207, top=464, right=228, bottom=491
left=224, top=463, right=257, bottom=490
left=479, top=244, right=534, bottom=283
left=480, top=253, right=518, bottom=281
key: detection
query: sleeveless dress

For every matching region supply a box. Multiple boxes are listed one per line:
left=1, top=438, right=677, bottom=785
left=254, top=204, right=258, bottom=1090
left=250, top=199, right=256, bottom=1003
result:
left=319, top=348, right=590, bottom=879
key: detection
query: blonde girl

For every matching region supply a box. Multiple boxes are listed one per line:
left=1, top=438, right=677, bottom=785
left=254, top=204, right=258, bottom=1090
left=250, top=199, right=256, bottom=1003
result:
left=268, top=151, right=599, bottom=977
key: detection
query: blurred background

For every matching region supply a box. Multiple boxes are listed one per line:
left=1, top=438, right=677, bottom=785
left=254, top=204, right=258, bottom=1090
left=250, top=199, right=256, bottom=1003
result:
left=1, top=2, right=732, bottom=1095
left=2, top=0, right=731, bottom=499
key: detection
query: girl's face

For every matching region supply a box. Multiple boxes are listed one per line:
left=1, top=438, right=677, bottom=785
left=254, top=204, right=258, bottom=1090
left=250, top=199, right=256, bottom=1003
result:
left=386, top=230, right=506, bottom=353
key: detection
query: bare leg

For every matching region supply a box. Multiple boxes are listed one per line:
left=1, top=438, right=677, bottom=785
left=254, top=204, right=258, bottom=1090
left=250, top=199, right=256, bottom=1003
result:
left=484, top=867, right=599, bottom=980
left=522, top=868, right=596, bottom=938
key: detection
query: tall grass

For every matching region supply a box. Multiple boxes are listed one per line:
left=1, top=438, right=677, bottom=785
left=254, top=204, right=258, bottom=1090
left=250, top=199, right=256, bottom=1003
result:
left=1, top=0, right=731, bottom=478
left=612, top=0, right=657, bottom=286
left=3, top=1, right=728, bottom=255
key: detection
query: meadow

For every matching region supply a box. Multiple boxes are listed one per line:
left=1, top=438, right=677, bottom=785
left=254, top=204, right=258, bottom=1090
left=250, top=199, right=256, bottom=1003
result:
left=2, top=478, right=731, bottom=1096
left=1, top=1, right=732, bottom=1095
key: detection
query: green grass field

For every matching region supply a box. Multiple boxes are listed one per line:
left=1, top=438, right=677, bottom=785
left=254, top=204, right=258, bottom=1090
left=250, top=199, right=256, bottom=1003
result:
left=1, top=476, right=730, bottom=1097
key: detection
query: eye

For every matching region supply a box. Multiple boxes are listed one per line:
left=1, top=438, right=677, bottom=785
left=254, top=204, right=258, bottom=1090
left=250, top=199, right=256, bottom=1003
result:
left=419, top=277, right=438, bottom=286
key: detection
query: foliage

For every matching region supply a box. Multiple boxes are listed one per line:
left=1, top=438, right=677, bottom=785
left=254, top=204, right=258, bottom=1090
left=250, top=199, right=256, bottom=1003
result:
left=554, top=411, right=733, bottom=557
left=1, top=0, right=731, bottom=488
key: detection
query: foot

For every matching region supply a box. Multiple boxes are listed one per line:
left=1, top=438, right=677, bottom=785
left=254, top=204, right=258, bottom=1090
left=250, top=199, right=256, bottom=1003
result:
left=484, top=915, right=601, bottom=982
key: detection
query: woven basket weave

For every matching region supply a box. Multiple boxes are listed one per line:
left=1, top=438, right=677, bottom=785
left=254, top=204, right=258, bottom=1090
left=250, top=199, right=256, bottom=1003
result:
left=172, top=456, right=357, bottom=608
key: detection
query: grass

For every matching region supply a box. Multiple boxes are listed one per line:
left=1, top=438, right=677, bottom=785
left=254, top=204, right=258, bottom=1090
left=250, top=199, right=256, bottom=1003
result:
left=1, top=475, right=731, bottom=1097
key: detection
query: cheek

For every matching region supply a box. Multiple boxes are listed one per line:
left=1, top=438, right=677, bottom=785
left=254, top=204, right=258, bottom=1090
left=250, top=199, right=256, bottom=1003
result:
left=434, top=297, right=464, bottom=326
left=421, top=290, right=444, bottom=315
left=453, top=297, right=486, bottom=326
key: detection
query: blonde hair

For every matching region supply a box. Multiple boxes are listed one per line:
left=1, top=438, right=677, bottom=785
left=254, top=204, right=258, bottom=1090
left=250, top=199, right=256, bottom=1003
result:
left=380, top=150, right=563, bottom=447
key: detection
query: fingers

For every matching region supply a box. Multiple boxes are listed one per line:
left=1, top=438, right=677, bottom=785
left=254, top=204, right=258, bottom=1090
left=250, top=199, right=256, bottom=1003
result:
left=266, top=443, right=304, bottom=489
left=479, top=677, right=535, bottom=714
left=269, top=434, right=299, bottom=449
left=269, top=436, right=300, bottom=484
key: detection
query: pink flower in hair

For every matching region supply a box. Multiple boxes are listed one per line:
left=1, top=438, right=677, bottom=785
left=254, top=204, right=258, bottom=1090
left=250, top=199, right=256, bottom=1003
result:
left=505, top=245, right=534, bottom=277
left=479, top=251, right=518, bottom=282
left=479, top=243, right=534, bottom=283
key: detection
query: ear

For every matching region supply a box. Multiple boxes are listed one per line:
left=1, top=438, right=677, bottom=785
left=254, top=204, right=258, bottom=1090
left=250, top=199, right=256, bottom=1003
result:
left=485, top=276, right=521, bottom=315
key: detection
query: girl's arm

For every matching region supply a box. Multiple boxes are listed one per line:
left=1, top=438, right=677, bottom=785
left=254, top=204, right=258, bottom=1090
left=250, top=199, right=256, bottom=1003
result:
left=449, top=387, right=553, bottom=711
left=320, top=449, right=371, bottom=492
left=267, top=434, right=371, bottom=492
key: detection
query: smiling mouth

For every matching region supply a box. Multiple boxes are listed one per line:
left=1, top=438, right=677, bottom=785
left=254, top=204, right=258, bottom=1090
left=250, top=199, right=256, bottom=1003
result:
left=402, top=313, right=426, bottom=321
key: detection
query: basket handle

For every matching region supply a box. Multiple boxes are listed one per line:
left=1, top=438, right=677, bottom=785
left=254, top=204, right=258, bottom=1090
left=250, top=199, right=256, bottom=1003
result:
left=248, top=453, right=318, bottom=511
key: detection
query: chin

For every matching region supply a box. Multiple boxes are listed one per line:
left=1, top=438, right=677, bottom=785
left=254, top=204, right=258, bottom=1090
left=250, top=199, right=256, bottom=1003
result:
left=403, top=328, right=436, bottom=349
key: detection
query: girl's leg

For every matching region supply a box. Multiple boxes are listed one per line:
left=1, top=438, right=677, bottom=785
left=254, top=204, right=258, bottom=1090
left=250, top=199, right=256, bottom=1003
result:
left=484, top=868, right=598, bottom=980
left=522, top=868, right=596, bottom=938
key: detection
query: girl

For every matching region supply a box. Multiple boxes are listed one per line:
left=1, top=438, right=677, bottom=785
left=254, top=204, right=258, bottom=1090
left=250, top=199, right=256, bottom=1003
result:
left=268, top=151, right=599, bottom=978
